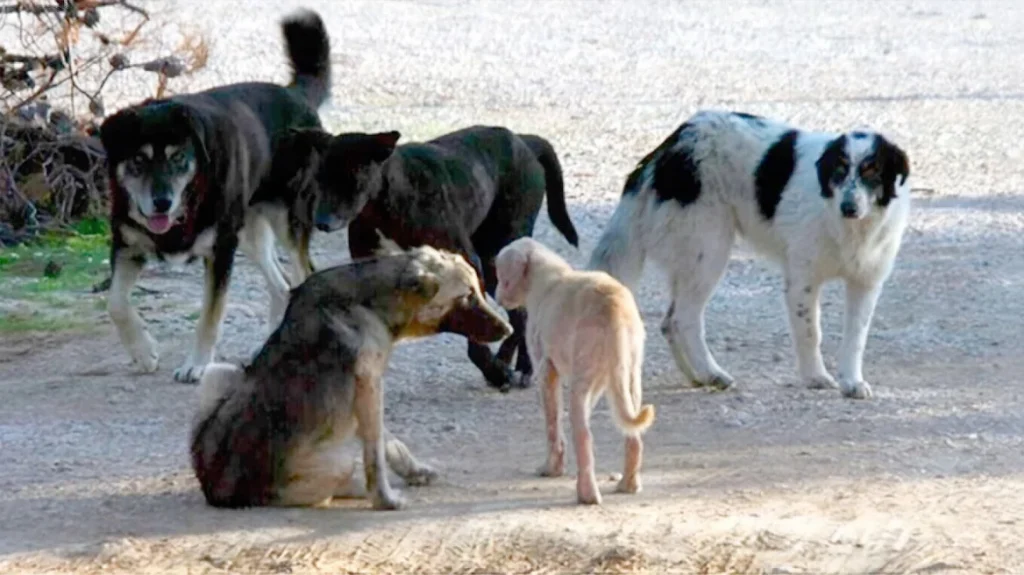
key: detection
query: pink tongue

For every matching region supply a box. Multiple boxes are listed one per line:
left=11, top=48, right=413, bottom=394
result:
left=147, top=214, right=173, bottom=234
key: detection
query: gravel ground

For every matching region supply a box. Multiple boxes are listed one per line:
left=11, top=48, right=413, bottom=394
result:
left=3, top=1, right=1024, bottom=573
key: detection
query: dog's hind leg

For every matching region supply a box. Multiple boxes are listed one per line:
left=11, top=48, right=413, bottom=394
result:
left=276, top=435, right=356, bottom=507
left=108, top=251, right=159, bottom=373
left=174, top=244, right=236, bottom=383
left=661, top=225, right=736, bottom=390
left=617, top=347, right=645, bottom=495
left=354, top=373, right=405, bottom=510
left=382, top=427, right=438, bottom=487
left=569, top=378, right=601, bottom=505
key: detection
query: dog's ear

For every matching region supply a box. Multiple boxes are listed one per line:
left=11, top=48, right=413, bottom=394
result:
left=171, top=104, right=210, bottom=167
left=502, top=244, right=531, bottom=286
left=98, top=108, right=141, bottom=159
left=877, top=135, right=910, bottom=204
left=815, top=135, right=848, bottom=199
left=397, top=262, right=442, bottom=302
left=373, top=229, right=405, bottom=256
left=368, top=131, right=401, bottom=163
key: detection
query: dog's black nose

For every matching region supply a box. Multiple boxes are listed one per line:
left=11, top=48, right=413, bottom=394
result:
left=153, top=197, right=172, bottom=213
left=840, top=203, right=858, bottom=218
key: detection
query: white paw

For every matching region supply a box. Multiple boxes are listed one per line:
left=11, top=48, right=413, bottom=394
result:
left=402, top=464, right=438, bottom=487
left=693, top=373, right=735, bottom=390
left=841, top=380, right=873, bottom=400
left=537, top=459, right=565, bottom=478
left=173, top=361, right=207, bottom=384
left=805, top=374, right=839, bottom=390
left=576, top=481, right=602, bottom=505
left=615, top=475, right=642, bottom=494
left=126, top=331, right=159, bottom=373
left=372, top=489, right=406, bottom=511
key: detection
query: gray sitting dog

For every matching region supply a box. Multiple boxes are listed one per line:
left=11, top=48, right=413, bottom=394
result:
left=190, top=243, right=512, bottom=509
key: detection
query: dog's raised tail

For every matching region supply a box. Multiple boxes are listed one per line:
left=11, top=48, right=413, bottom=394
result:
left=282, top=9, right=331, bottom=108
left=587, top=171, right=648, bottom=290
left=520, top=134, right=579, bottom=248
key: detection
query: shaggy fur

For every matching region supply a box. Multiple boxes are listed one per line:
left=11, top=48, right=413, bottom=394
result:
left=495, top=238, right=654, bottom=505
left=99, top=9, right=333, bottom=383
left=276, top=125, right=580, bottom=393
left=589, top=110, right=911, bottom=399
left=191, top=245, right=513, bottom=509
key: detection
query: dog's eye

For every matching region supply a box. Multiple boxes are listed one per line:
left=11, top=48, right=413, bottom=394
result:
left=860, top=162, right=879, bottom=181
left=170, top=151, right=189, bottom=169
left=832, top=162, right=848, bottom=181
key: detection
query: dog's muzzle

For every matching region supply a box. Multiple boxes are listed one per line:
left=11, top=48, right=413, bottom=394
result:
left=840, top=201, right=859, bottom=219
left=440, top=294, right=513, bottom=343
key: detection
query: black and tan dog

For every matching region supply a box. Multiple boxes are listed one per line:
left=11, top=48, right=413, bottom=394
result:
left=99, top=9, right=343, bottom=383
left=190, top=244, right=513, bottom=509
left=275, top=125, right=580, bottom=391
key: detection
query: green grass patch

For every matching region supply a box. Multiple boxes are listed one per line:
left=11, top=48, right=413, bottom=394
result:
left=0, top=217, right=111, bottom=334
left=0, top=309, right=89, bottom=334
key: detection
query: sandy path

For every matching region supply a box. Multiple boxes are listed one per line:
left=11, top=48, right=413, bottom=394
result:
left=3, top=1, right=1024, bottom=573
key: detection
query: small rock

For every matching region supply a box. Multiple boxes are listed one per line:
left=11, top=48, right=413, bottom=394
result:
left=609, top=472, right=623, bottom=482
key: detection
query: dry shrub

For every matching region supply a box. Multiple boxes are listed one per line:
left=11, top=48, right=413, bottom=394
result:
left=0, top=0, right=210, bottom=245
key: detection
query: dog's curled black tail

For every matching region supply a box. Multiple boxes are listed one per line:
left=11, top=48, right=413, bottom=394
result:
left=282, top=9, right=331, bottom=108
left=520, top=134, right=579, bottom=248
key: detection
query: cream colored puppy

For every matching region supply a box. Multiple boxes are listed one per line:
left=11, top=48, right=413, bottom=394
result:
left=495, top=237, right=654, bottom=505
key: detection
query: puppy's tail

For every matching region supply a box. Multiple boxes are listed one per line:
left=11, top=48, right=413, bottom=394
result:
left=587, top=173, right=648, bottom=290
left=520, top=134, right=579, bottom=248
left=608, top=370, right=655, bottom=436
left=282, top=9, right=332, bottom=108
left=608, top=326, right=654, bottom=436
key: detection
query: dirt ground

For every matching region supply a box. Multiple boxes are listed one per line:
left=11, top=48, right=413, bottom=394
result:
left=3, top=1, right=1024, bottom=573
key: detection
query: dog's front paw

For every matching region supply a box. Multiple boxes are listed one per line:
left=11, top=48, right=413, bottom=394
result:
left=537, top=460, right=565, bottom=478
left=615, top=474, right=642, bottom=494
left=840, top=380, right=873, bottom=400
left=173, top=361, right=207, bottom=384
left=805, top=374, right=839, bottom=390
left=576, top=480, right=602, bottom=505
left=372, top=489, right=406, bottom=511
left=513, top=370, right=532, bottom=389
left=127, top=331, right=160, bottom=373
left=402, top=464, right=438, bottom=487
left=693, top=373, right=734, bottom=391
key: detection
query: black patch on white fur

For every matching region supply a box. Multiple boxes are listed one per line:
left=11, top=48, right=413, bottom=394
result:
left=873, top=135, right=910, bottom=207
left=754, top=130, right=799, bottom=220
left=622, top=123, right=688, bottom=196
left=652, top=146, right=701, bottom=207
left=815, top=135, right=849, bottom=199
left=733, top=111, right=766, bottom=126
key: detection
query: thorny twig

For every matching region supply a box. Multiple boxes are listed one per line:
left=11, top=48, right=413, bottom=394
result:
left=0, top=0, right=209, bottom=237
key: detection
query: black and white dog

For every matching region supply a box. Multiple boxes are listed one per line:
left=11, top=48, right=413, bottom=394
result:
left=99, top=9, right=334, bottom=383
left=589, top=110, right=911, bottom=399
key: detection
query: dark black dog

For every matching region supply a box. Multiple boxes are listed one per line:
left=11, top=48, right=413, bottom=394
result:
left=98, top=9, right=333, bottom=383
left=280, top=125, right=579, bottom=391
